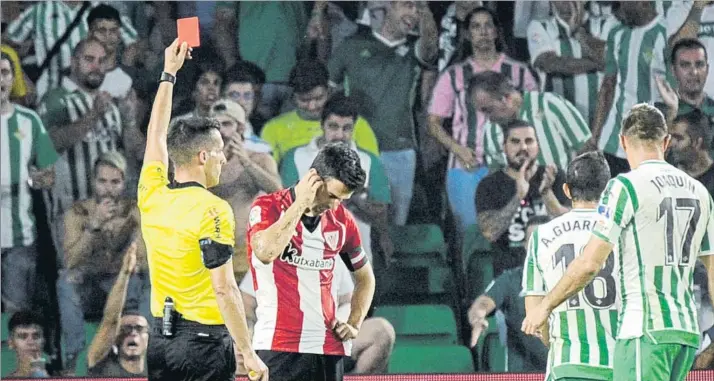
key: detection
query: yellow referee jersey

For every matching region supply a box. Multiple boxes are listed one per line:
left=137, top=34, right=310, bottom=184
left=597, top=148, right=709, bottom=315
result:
left=137, top=161, right=236, bottom=325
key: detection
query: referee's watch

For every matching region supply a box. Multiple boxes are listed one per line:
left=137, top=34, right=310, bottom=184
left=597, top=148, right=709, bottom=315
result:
left=159, top=71, right=176, bottom=85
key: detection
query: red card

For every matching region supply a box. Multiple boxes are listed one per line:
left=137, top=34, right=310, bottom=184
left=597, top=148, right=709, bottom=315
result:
left=177, top=17, right=200, bottom=47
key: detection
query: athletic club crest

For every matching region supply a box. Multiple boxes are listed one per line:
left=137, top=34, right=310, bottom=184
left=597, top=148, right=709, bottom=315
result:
left=324, top=231, right=339, bottom=250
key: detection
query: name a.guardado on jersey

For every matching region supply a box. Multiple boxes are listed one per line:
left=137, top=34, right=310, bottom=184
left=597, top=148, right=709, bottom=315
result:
left=650, top=174, right=698, bottom=194
left=279, top=242, right=335, bottom=271
left=539, top=219, right=594, bottom=249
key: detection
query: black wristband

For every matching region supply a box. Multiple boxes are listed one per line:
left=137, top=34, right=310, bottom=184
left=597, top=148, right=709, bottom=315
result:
left=159, top=72, right=176, bottom=85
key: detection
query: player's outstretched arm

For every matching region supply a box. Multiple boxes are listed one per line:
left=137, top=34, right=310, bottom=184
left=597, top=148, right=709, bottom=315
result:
left=143, top=39, right=191, bottom=167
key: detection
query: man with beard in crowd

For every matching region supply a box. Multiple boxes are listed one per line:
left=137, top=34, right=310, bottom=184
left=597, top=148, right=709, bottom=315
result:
left=37, top=37, right=143, bottom=252
left=475, top=119, right=569, bottom=276
left=666, top=110, right=714, bottom=193
left=209, top=99, right=282, bottom=282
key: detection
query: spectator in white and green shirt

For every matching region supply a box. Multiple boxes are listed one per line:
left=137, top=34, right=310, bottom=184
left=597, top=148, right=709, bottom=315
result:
left=0, top=52, right=58, bottom=314
left=36, top=38, right=143, bottom=254
left=5, top=1, right=138, bottom=99
left=280, top=94, right=393, bottom=264
left=588, top=0, right=668, bottom=176
left=527, top=1, right=619, bottom=122
left=469, top=71, right=591, bottom=171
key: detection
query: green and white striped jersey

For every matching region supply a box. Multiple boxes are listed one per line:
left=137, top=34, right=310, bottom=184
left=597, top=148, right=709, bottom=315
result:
left=598, top=18, right=668, bottom=158
left=483, top=91, right=591, bottom=170
left=37, top=79, right=122, bottom=219
left=1, top=105, right=59, bottom=248
left=527, top=14, right=619, bottom=122
left=592, top=160, right=714, bottom=348
left=5, top=1, right=138, bottom=98
left=523, top=209, right=618, bottom=381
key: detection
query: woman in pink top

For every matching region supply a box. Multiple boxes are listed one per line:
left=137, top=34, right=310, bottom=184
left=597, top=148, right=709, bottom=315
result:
left=427, top=7, right=538, bottom=236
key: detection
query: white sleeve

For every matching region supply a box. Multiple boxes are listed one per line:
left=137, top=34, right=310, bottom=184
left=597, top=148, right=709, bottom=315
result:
left=238, top=270, right=256, bottom=297
left=665, top=0, right=694, bottom=38
left=527, top=20, right=557, bottom=66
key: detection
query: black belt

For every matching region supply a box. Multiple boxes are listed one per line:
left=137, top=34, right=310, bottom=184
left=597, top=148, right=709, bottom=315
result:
left=153, top=316, right=228, bottom=336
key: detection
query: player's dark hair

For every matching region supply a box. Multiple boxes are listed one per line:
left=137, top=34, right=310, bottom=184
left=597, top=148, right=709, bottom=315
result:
left=566, top=151, right=611, bottom=202
left=87, top=4, right=122, bottom=28
left=167, top=117, right=221, bottom=166
left=72, top=37, right=105, bottom=59
left=674, top=110, right=713, bottom=150
left=321, top=93, right=359, bottom=125
left=310, top=142, right=366, bottom=192
left=288, top=60, right=329, bottom=95
left=526, top=215, right=551, bottom=230
left=502, top=119, right=535, bottom=140
left=9, top=310, right=45, bottom=335
left=223, top=60, right=265, bottom=88
left=468, top=71, right=515, bottom=99
left=621, top=103, right=668, bottom=142
left=121, top=309, right=143, bottom=318
left=670, top=38, right=708, bottom=65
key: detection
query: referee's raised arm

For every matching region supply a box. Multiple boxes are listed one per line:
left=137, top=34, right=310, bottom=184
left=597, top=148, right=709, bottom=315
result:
left=143, top=39, right=190, bottom=168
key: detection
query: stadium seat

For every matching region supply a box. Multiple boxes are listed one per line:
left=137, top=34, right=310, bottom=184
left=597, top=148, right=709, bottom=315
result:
left=374, top=304, right=458, bottom=345
left=387, top=344, right=474, bottom=373
left=1, top=342, right=16, bottom=377
left=474, top=316, right=507, bottom=372
left=1, top=313, right=9, bottom=342
left=466, top=248, right=495, bottom=301
left=389, top=224, right=448, bottom=266
left=461, top=223, right=492, bottom=269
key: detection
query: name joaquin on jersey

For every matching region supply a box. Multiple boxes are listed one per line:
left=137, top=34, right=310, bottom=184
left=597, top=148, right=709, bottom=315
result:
left=280, top=241, right=335, bottom=270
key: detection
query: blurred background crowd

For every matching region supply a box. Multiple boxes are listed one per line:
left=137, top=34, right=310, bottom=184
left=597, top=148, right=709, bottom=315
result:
left=1, top=0, right=714, bottom=378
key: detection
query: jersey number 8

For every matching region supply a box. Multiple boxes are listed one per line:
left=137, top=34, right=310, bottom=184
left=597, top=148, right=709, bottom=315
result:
left=553, top=244, right=616, bottom=309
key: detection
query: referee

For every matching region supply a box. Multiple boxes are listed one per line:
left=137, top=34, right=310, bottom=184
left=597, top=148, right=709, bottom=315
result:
left=138, top=39, right=268, bottom=381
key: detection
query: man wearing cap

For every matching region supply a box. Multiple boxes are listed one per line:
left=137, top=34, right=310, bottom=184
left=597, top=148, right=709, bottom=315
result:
left=209, top=99, right=282, bottom=282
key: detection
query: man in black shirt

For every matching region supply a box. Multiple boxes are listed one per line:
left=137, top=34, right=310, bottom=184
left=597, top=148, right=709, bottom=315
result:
left=666, top=110, right=714, bottom=194
left=476, top=119, right=569, bottom=276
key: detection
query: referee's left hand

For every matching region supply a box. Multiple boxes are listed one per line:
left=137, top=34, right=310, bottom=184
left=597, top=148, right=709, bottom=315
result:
left=331, top=320, right=358, bottom=341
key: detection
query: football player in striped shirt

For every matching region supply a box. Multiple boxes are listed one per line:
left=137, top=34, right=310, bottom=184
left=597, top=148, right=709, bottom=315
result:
left=523, top=104, right=714, bottom=381
left=0, top=52, right=58, bottom=314
left=522, top=151, right=616, bottom=381
left=247, top=142, right=376, bottom=381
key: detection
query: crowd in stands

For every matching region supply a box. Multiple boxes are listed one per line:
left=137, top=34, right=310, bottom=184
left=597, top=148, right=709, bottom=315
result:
left=1, top=0, right=713, bottom=377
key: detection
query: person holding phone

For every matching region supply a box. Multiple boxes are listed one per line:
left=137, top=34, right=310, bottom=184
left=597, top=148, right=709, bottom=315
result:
left=247, top=142, right=376, bottom=381
left=475, top=119, right=570, bottom=277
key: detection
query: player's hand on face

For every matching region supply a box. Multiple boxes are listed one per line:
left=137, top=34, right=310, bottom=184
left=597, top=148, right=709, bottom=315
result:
left=331, top=320, right=359, bottom=341
left=243, top=351, right=269, bottom=381
left=294, top=169, right=323, bottom=211
left=521, top=303, right=551, bottom=337
left=163, top=38, right=192, bottom=76
left=538, top=165, right=557, bottom=194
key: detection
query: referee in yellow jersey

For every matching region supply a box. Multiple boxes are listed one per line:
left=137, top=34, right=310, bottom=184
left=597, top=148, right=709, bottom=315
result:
left=138, top=39, right=268, bottom=381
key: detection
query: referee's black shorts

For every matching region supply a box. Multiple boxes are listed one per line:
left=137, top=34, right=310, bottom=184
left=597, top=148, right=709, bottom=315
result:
left=147, top=318, right=236, bottom=381
left=257, top=350, right=344, bottom=381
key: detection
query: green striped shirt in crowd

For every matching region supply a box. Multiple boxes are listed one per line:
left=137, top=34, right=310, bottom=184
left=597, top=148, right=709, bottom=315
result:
left=592, top=160, right=714, bottom=348
left=598, top=17, right=668, bottom=158
left=483, top=91, right=591, bottom=170
left=527, top=14, right=619, bottom=123
left=1, top=104, right=59, bottom=248
left=523, top=209, right=618, bottom=381
left=5, top=1, right=138, bottom=98
left=37, top=78, right=122, bottom=219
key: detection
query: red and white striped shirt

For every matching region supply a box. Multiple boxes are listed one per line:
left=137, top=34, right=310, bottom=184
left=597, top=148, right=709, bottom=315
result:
left=246, top=188, right=367, bottom=356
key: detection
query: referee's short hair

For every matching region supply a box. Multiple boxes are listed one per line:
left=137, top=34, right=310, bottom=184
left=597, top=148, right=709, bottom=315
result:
left=167, top=117, right=221, bottom=166
left=311, top=142, right=366, bottom=192
left=621, top=103, right=668, bottom=143
left=566, top=151, right=611, bottom=203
